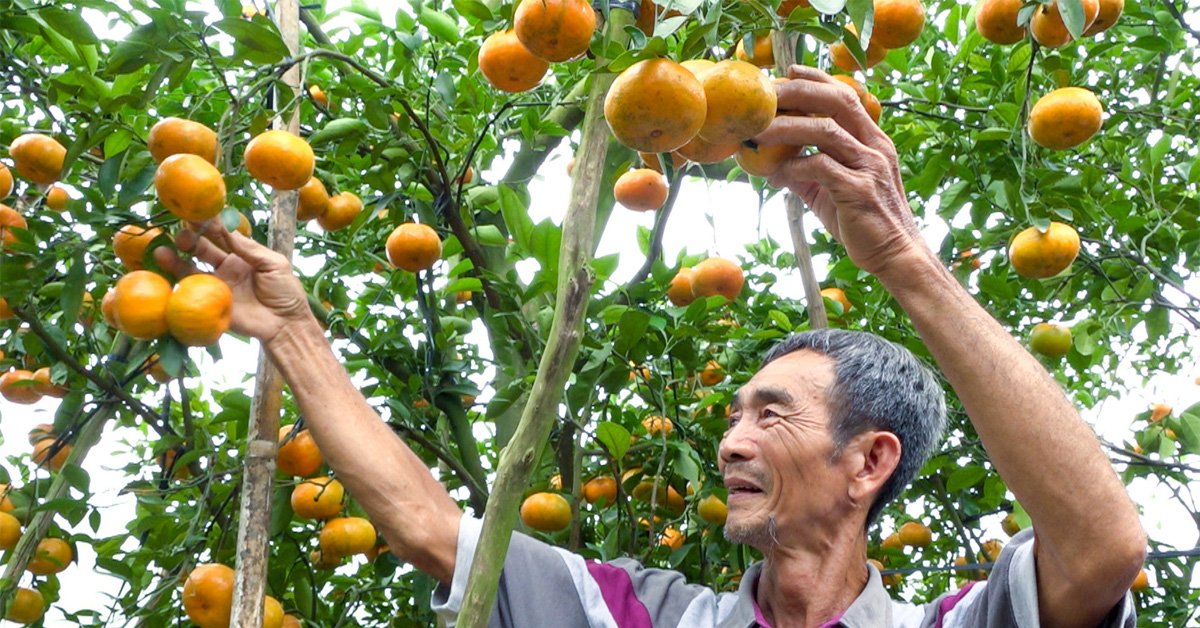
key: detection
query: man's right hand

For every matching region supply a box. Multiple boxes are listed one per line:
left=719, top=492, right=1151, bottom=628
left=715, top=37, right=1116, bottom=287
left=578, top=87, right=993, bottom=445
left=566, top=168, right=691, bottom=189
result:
left=155, top=224, right=315, bottom=348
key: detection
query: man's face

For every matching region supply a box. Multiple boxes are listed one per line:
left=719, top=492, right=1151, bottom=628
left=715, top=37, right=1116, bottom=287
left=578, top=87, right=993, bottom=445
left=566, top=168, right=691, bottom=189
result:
left=719, top=350, right=851, bottom=549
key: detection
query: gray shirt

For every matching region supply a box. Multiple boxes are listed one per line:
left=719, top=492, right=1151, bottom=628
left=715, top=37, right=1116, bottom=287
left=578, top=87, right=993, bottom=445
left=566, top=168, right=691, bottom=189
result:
left=434, top=518, right=1135, bottom=627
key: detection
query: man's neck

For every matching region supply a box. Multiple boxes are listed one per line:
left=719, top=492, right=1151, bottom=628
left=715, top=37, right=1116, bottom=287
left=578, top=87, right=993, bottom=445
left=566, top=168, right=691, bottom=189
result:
left=754, top=531, right=870, bottom=628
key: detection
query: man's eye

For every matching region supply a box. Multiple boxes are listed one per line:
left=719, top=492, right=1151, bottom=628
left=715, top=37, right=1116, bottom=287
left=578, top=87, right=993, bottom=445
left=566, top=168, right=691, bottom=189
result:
left=763, top=408, right=778, bottom=418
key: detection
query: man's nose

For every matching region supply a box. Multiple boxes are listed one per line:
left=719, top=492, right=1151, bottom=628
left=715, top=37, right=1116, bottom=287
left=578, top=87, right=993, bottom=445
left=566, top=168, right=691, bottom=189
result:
left=719, top=417, right=755, bottom=465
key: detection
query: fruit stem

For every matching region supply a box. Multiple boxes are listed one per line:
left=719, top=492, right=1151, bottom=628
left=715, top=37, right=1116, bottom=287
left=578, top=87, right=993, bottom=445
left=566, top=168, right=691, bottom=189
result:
left=453, top=8, right=637, bottom=628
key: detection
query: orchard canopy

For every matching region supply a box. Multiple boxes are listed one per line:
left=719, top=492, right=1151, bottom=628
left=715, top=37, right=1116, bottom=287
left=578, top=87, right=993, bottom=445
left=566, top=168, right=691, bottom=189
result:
left=1, top=0, right=1199, bottom=625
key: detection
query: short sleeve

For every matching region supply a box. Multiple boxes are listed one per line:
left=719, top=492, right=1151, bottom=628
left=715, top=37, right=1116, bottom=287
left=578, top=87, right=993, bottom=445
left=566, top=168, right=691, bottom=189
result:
left=929, top=529, right=1136, bottom=628
left=431, top=517, right=728, bottom=628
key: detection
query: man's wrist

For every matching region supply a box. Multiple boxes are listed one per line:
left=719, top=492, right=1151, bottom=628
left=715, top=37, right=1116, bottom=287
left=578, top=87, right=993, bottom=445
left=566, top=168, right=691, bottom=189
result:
left=263, top=317, right=328, bottom=367
left=871, top=244, right=958, bottom=299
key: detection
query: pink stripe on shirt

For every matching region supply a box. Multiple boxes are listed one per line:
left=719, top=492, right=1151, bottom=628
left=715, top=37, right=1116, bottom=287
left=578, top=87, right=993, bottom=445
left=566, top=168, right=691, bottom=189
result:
left=586, top=562, right=655, bottom=628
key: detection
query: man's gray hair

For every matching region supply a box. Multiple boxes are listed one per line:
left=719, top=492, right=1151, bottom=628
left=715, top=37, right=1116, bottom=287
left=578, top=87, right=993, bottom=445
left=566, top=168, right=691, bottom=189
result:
left=762, top=329, right=947, bottom=526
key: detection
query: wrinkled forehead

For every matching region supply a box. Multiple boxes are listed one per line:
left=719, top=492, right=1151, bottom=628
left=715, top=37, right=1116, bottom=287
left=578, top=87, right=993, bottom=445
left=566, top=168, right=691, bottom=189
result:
left=732, top=350, right=836, bottom=411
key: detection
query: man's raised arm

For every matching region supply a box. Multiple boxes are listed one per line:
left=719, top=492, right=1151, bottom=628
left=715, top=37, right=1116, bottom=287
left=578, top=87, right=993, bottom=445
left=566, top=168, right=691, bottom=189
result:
left=158, top=226, right=463, bottom=584
left=758, top=65, right=1145, bottom=628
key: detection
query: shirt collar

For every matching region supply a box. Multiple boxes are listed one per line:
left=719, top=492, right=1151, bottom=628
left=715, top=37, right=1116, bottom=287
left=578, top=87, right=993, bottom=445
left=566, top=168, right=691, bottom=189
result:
left=726, top=561, right=893, bottom=628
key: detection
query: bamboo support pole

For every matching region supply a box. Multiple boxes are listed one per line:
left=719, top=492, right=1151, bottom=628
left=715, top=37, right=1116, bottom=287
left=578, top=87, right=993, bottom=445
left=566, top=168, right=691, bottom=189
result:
left=453, top=9, right=636, bottom=627
left=773, top=30, right=828, bottom=329
left=0, top=337, right=135, bottom=613
left=229, top=1, right=302, bottom=626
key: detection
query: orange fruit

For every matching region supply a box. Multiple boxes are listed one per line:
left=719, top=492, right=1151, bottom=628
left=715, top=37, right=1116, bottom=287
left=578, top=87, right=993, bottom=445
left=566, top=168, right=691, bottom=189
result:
left=159, top=447, right=192, bottom=479
left=697, top=494, right=728, bottom=525
left=182, top=563, right=235, bottom=628
left=881, top=532, right=903, bottom=550
left=309, top=549, right=342, bottom=569
left=831, top=24, right=888, bottom=72
left=699, top=360, right=724, bottom=386
left=9, top=133, right=66, bottom=185
left=166, top=274, right=232, bottom=346
left=675, top=135, right=739, bottom=164
left=0, top=163, right=12, bottom=198
left=605, top=59, right=707, bottom=153
left=282, top=614, right=302, bottom=628
left=582, top=477, right=617, bottom=505
left=309, top=84, right=329, bottom=107
left=777, top=0, right=811, bottom=16
left=1008, top=222, right=1080, bottom=278
left=244, top=129, right=315, bottom=190
left=513, top=0, right=596, bottom=62
left=898, top=521, right=932, bottom=547
left=0, top=370, right=42, bottom=404
left=614, top=168, right=669, bottom=212
left=734, top=32, right=774, bottom=68
left=642, top=415, right=673, bottom=436
left=1001, top=513, right=1021, bottom=536
left=112, top=270, right=173, bottom=339
left=697, top=60, right=777, bottom=144
left=44, top=185, right=69, bottom=212
left=1130, top=567, right=1149, bottom=592
left=147, top=118, right=219, bottom=165
left=263, top=596, right=284, bottom=628
left=386, top=223, right=442, bottom=272
left=4, top=588, right=44, bottom=624
left=659, top=527, right=685, bottom=550
left=291, top=476, right=345, bottom=520
left=0, top=511, right=20, bottom=550
left=735, top=142, right=800, bottom=177
left=974, top=0, right=1027, bottom=44
left=1028, top=322, right=1072, bottom=356
left=1028, top=87, right=1103, bottom=150
left=277, top=425, right=324, bottom=476
left=829, top=74, right=882, bottom=124
left=28, top=424, right=54, bottom=445
left=0, top=486, right=11, bottom=513
left=0, top=298, right=11, bottom=319
left=101, top=288, right=119, bottom=326
left=319, top=516, right=377, bottom=557
left=821, top=287, right=852, bottom=315
left=317, top=192, right=362, bottom=231
left=0, top=203, right=28, bottom=248
left=639, top=151, right=688, bottom=173
left=456, top=290, right=472, bottom=305
left=113, top=224, right=166, bottom=270
left=27, top=537, right=72, bottom=574
left=32, top=439, right=71, bottom=471
left=1149, top=403, right=1171, bottom=423
left=31, top=367, right=67, bottom=398
left=666, top=267, right=695, bottom=306
left=154, top=154, right=227, bottom=221
left=871, top=0, right=927, bottom=48
left=296, top=177, right=331, bottom=221
left=690, top=257, right=744, bottom=301
left=1083, top=0, right=1122, bottom=34
left=981, top=539, right=1004, bottom=562
left=479, top=30, right=550, bottom=93
left=519, top=492, right=572, bottom=532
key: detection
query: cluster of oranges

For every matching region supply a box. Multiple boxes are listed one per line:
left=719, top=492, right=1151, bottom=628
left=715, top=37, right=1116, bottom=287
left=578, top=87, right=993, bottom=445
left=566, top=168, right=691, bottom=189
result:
left=665, top=257, right=746, bottom=305
left=478, top=0, right=596, bottom=93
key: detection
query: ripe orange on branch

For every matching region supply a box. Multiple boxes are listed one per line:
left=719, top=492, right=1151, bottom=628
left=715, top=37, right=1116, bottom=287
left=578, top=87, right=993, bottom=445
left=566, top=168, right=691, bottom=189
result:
left=32, top=367, right=68, bottom=398
left=244, top=129, right=315, bottom=190
left=317, top=191, right=362, bottom=231
left=291, top=476, right=346, bottom=520
left=734, top=32, right=775, bottom=68
left=479, top=30, right=549, bottom=93
left=1, top=203, right=29, bottom=248
left=605, top=59, right=707, bottom=154
left=5, top=588, right=44, bottom=624
left=821, top=287, right=852, bottom=315
left=182, top=563, right=235, bottom=628
left=277, top=425, right=323, bottom=476
left=0, top=511, right=20, bottom=550
left=296, top=177, right=331, bottom=221
left=1028, top=322, right=1072, bottom=356
left=831, top=24, right=888, bottom=72
left=167, top=274, right=233, bottom=346
left=974, top=0, right=1027, bottom=44
left=147, top=117, right=219, bottom=165
left=736, top=142, right=800, bottom=178
left=666, top=267, right=695, bottom=306
left=386, top=223, right=442, bottom=272
left=513, top=0, right=596, bottom=62
left=1008, top=222, right=1080, bottom=278
left=871, top=0, right=927, bottom=48
left=1028, top=87, right=1103, bottom=150
left=154, top=154, right=226, bottom=222
left=614, top=168, right=669, bottom=212
left=112, top=270, right=173, bottom=339
left=898, top=521, right=932, bottom=547
left=27, top=537, right=72, bottom=575
left=1084, top=0, right=1123, bottom=34
left=113, top=224, right=166, bottom=270
left=0, top=369, right=42, bottom=405
left=32, top=438, right=71, bottom=471
left=9, top=133, right=67, bottom=185
left=583, top=476, right=618, bottom=505
left=320, top=516, right=377, bottom=557
left=697, top=494, right=728, bottom=525
left=697, top=60, right=777, bottom=145
left=830, top=75, right=882, bottom=124
left=44, top=185, right=69, bottom=211
left=690, top=257, right=744, bottom=301
left=0, top=163, right=12, bottom=198
left=1030, top=0, right=1099, bottom=46
left=520, top=492, right=572, bottom=532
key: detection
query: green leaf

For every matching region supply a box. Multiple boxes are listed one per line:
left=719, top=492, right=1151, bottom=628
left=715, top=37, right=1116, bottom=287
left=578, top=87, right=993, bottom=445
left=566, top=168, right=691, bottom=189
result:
left=946, top=465, right=987, bottom=492
left=1057, top=0, right=1087, bottom=38
left=595, top=421, right=631, bottom=461
left=1177, top=413, right=1200, bottom=455
left=212, top=18, right=290, bottom=62
left=308, top=118, right=370, bottom=146
left=472, top=224, right=507, bottom=247
left=419, top=8, right=460, bottom=42
left=1145, top=305, right=1168, bottom=340
left=61, top=463, right=90, bottom=494
left=38, top=7, right=99, bottom=45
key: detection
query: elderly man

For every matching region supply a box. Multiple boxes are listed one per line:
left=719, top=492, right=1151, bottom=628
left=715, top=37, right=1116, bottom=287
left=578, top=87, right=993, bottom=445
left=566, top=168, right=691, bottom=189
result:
left=159, top=65, right=1145, bottom=627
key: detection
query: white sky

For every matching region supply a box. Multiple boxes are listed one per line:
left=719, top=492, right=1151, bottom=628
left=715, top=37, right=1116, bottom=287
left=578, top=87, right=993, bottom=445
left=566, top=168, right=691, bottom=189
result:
left=3, top=1, right=1198, bottom=625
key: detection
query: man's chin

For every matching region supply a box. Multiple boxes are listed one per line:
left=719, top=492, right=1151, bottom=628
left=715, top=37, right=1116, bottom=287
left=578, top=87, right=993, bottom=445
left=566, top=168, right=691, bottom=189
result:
left=723, top=514, right=774, bottom=547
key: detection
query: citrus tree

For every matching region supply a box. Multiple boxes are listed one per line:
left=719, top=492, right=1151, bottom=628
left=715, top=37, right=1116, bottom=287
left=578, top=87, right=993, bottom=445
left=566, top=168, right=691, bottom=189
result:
left=0, top=0, right=1198, bottom=625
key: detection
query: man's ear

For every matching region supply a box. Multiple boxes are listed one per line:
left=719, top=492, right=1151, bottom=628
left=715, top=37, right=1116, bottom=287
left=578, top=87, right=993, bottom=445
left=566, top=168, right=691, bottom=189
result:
left=845, top=431, right=902, bottom=504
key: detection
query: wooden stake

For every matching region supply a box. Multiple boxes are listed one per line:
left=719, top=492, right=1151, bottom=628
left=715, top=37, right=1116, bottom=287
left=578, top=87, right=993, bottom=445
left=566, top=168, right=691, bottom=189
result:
left=453, top=9, right=637, bottom=627
left=229, top=1, right=301, bottom=626
left=773, top=30, right=828, bottom=329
